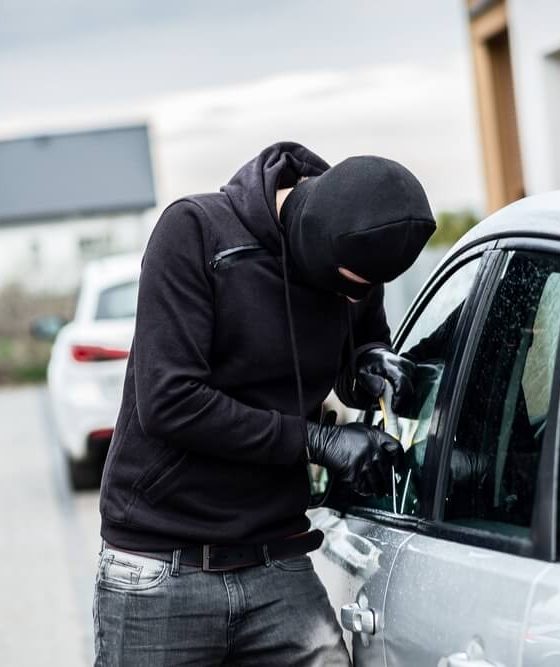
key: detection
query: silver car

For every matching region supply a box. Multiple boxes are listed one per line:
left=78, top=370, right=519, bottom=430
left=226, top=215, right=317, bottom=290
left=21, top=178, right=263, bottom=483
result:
left=310, top=191, right=560, bottom=667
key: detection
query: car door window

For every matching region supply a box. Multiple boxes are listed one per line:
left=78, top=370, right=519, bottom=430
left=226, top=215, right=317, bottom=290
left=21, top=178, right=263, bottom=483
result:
left=95, top=281, right=139, bottom=320
left=444, top=251, right=560, bottom=538
left=359, top=255, right=483, bottom=515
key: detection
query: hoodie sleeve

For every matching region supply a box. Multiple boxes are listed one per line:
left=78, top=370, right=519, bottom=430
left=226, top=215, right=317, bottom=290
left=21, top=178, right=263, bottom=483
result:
left=334, top=286, right=392, bottom=409
left=133, top=200, right=306, bottom=466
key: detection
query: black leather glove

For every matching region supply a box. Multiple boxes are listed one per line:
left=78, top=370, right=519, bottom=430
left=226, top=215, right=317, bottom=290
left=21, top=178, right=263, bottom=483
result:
left=355, top=344, right=416, bottom=412
left=450, top=448, right=489, bottom=486
left=306, top=421, right=405, bottom=496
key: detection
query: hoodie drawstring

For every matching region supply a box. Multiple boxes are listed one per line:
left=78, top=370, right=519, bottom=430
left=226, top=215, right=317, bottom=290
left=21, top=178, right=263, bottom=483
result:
left=279, top=235, right=306, bottom=421
left=279, top=235, right=359, bottom=505
left=280, top=237, right=358, bottom=412
left=346, top=301, right=357, bottom=393
left=279, top=234, right=358, bottom=461
left=279, top=233, right=315, bottom=468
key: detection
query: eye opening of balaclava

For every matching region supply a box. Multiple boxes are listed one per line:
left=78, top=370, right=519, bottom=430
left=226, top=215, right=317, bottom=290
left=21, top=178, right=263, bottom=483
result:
left=280, top=156, right=436, bottom=297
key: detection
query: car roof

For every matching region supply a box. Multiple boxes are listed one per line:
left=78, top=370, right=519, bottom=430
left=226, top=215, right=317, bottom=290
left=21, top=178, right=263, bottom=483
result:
left=73, top=252, right=142, bottom=322
left=81, top=252, right=142, bottom=290
left=452, top=190, right=560, bottom=257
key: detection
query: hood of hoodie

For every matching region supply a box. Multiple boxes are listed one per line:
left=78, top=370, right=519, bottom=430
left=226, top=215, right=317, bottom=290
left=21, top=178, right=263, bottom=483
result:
left=280, top=155, right=436, bottom=297
left=221, top=141, right=330, bottom=255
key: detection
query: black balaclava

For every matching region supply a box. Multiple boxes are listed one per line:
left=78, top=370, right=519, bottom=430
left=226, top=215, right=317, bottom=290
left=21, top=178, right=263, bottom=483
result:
left=280, top=155, right=436, bottom=298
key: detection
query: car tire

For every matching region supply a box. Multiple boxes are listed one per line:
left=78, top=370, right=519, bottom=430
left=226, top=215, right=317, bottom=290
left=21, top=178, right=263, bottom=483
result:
left=67, top=455, right=101, bottom=491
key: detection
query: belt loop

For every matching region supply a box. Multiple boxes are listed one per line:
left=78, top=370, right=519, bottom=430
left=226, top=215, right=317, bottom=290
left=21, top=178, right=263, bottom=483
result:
left=98, top=539, right=106, bottom=556
left=262, top=544, right=271, bottom=567
left=171, top=549, right=182, bottom=577
left=202, top=545, right=212, bottom=572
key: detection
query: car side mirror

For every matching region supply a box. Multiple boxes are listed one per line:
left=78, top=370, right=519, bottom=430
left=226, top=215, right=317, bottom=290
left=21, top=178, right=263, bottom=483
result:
left=30, top=315, right=69, bottom=342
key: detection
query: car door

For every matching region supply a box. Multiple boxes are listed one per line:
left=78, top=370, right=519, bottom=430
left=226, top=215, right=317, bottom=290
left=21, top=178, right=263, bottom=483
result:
left=380, top=244, right=560, bottom=667
left=310, top=243, right=497, bottom=663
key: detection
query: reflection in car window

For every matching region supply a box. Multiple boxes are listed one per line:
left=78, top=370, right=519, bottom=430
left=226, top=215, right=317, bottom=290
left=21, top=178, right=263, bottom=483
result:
left=445, top=252, right=560, bottom=539
left=95, top=281, right=139, bottom=320
left=360, top=257, right=482, bottom=516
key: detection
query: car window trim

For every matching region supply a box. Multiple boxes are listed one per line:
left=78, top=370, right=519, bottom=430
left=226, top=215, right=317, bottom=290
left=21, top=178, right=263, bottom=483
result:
left=415, top=518, right=534, bottom=557
left=341, top=506, right=420, bottom=532
left=496, top=237, right=560, bottom=254
left=343, top=241, right=498, bottom=524
left=429, top=248, right=508, bottom=520
left=419, top=247, right=501, bottom=518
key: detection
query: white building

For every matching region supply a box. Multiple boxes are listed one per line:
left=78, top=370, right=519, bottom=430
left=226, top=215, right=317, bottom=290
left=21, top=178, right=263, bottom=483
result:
left=508, top=0, right=560, bottom=196
left=465, top=0, right=560, bottom=212
left=0, top=125, right=156, bottom=293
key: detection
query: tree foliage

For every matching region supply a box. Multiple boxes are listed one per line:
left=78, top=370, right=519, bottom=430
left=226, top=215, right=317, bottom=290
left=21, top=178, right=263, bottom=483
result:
left=428, top=209, right=479, bottom=248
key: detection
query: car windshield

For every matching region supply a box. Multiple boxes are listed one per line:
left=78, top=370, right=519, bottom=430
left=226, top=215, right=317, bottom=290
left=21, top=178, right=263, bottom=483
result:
left=95, top=280, right=139, bottom=320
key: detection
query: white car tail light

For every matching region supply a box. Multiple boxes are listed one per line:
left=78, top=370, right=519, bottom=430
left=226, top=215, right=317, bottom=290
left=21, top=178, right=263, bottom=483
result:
left=88, top=428, right=114, bottom=442
left=71, top=344, right=129, bottom=362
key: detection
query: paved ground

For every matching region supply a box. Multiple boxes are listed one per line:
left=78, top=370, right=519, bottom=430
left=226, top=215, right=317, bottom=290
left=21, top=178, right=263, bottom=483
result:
left=0, top=384, right=100, bottom=666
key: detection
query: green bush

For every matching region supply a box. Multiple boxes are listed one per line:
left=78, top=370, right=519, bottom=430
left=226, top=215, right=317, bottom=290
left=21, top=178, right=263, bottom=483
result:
left=0, top=335, right=51, bottom=385
left=0, top=284, right=73, bottom=385
left=429, top=210, right=479, bottom=248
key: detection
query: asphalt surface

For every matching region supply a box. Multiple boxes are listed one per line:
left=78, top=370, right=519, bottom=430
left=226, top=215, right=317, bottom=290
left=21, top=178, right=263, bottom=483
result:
left=0, top=384, right=100, bottom=666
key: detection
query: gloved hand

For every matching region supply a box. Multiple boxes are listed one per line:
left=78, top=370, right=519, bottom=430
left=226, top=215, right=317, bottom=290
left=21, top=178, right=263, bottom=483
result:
left=306, top=420, right=405, bottom=496
left=355, top=344, right=416, bottom=412
left=450, top=448, right=489, bottom=486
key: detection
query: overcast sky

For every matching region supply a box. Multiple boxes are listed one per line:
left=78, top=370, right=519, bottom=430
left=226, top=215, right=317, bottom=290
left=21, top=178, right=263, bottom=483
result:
left=1, top=0, right=485, bottom=213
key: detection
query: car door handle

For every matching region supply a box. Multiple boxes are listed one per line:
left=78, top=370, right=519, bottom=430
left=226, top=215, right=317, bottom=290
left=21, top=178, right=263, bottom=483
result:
left=340, top=603, right=376, bottom=635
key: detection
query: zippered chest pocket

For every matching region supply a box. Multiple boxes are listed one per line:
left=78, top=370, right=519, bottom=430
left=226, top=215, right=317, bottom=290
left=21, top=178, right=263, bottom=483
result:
left=210, top=244, right=274, bottom=270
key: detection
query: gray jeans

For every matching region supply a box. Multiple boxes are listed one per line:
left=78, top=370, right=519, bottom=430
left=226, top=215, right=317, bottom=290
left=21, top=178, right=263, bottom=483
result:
left=93, top=545, right=352, bottom=666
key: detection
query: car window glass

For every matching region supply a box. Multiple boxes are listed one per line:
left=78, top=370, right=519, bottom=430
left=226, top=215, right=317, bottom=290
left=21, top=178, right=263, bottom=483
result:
left=522, top=274, right=560, bottom=419
left=357, top=256, right=482, bottom=516
left=445, top=251, right=560, bottom=539
left=95, top=281, right=139, bottom=320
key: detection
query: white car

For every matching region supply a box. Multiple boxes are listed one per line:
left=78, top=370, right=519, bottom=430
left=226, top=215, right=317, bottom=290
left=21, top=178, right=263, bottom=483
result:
left=43, top=253, right=140, bottom=489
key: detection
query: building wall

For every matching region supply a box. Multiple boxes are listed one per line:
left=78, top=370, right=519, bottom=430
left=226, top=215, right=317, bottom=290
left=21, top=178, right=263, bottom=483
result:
left=0, top=212, right=151, bottom=293
left=507, top=0, right=560, bottom=194
left=466, top=0, right=524, bottom=212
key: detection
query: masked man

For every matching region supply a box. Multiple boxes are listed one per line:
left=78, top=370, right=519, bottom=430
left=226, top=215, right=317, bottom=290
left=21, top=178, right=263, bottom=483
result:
left=94, top=142, right=435, bottom=666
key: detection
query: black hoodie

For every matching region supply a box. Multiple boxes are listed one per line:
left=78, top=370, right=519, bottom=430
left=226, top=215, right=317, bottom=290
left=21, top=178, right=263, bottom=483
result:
left=99, top=142, right=395, bottom=550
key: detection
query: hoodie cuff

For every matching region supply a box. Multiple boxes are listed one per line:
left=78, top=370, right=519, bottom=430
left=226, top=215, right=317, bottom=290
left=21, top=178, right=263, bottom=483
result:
left=271, top=414, right=309, bottom=465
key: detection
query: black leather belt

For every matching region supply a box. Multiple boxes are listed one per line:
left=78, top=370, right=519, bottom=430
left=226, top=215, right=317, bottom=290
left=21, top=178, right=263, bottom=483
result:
left=106, top=529, right=324, bottom=572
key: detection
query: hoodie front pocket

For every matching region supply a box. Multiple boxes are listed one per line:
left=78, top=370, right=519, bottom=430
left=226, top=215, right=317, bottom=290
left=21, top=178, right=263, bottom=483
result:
left=140, top=450, right=189, bottom=507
